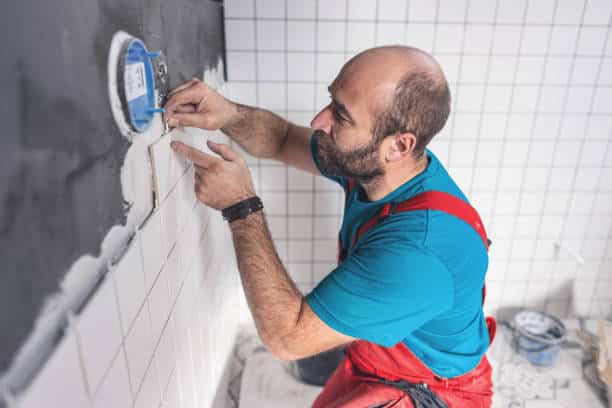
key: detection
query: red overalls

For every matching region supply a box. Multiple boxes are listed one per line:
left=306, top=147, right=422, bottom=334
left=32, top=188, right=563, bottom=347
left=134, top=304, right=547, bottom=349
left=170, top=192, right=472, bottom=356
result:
left=312, top=180, right=496, bottom=408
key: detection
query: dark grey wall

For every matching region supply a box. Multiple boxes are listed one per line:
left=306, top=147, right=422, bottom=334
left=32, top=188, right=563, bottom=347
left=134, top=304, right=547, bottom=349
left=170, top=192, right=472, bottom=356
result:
left=0, top=0, right=225, bottom=374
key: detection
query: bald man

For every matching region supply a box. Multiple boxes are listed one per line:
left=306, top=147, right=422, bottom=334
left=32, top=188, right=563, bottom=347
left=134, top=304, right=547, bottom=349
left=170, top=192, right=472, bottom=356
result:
left=164, top=46, right=494, bottom=407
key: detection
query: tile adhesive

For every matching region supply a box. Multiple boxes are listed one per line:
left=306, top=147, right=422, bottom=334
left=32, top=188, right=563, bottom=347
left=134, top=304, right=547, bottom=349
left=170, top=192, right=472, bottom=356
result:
left=0, top=31, right=167, bottom=402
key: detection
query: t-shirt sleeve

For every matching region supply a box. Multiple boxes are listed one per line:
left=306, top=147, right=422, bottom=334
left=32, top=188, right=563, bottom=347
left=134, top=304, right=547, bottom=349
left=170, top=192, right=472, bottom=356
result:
left=306, top=234, right=454, bottom=347
left=310, top=131, right=346, bottom=188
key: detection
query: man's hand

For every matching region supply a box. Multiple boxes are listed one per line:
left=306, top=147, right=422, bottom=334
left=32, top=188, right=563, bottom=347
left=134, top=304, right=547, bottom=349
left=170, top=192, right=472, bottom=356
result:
left=171, top=140, right=256, bottom=210
left=163, top=78, right=238, bottom=130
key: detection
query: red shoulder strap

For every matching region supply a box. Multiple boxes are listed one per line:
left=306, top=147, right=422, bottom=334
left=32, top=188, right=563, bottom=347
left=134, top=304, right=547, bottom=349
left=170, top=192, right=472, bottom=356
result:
left=351, top=190, right=490, bottom=252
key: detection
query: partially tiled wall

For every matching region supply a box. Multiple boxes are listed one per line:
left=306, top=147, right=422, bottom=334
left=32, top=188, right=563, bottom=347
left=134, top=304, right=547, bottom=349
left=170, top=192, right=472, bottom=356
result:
left=11, top=88, right=242, bottom=407
left=224, top=0, right=612, bottom=319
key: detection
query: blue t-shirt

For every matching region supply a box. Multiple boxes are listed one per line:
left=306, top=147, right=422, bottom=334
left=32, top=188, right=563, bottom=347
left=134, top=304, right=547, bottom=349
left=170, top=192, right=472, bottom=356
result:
left=305, top=133, right=490, bottom=378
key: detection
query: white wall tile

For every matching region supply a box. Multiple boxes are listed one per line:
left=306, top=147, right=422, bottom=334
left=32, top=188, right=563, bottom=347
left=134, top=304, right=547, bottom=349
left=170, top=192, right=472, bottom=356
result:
left=496, top=0, right=527, bottom=24
left=133, top=355, right=161, bottom=408
left=224, top=0, right=255, bottom=18
left=256, top=0, right=285, bottom=18
left=492, top=25, right=522, bottom=54
left=124, top=302, right=155, bottom=391
left=317, top=0, right=346, bottom=20
left=225, top=19, right=255, bottom=50
left=257, top=52, right=285, bottom=81
left=76, top=275, right=123, bottom=393
left=408, top=0, right=437, bottom=21
left=577, top=27, right=608, bottom=56
left=405, top=23, right=435, bottom=52
left=348, top=0, right=377, bottom=20
left=226, top=51, right=257, bottom=81
left=92, top=353, right=132, bottom=408
left=583, top=0, right=612, bottom=25
left=287, top=21, right=316, bottom=51
left=287, top=52, right=315, bottom=81
left=288, top=0, right=316, bottom=18
left=112, top=238, right=146, bottom=334
left=438, top=0, right=467, bottom=22
left=288, top=83, right=315, bottom=110
left=434, top=24, right=464, bottom=53
left=317, top=21, right=346, bottom=52
left=376, top=22, right=405, bottom=45
left=555, top=0, right=585, bottom=24
left=463, top=25, right=493, bottom=54
left=549, top=27, right=580, bottom=58
left=19, top=331, right=89, bottom=408
left=257, top=20, right=286, bottom=51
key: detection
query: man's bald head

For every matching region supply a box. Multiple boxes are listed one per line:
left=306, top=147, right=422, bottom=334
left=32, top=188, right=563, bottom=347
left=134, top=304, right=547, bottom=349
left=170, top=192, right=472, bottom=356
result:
left=335, top=45, right=451, bottom=158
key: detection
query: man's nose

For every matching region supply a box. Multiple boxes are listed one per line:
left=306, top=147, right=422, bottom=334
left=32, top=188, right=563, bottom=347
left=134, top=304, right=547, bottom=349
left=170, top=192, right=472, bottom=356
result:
left=311, top=106, right=332, bottom=135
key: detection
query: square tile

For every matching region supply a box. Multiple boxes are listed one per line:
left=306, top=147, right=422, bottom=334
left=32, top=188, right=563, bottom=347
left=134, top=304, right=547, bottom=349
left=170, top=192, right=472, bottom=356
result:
left=378, top=0, right=408, bottom=21
left=287, top=52, right=315, bottom=81
left=289, top=191, right=313, bottom=215
left=19, top=331, right=89, bottom=408
left=76, top=275, right=123, bottom=393
left=112, top=238, right=146, bottom=334
left=554, top=0, right=586, bottom=24
left=257, top=20, right=286, bottom=51
left=347, top=0, right=377, bottom=20
left=224, top=0, right=255, bottom=18
left=317, top=0, right=347, bottom=20
left=287, top=21, right=316, bottom=51
left=226, top=51, right=257, bottom=81
left=496, top=0, right=526, bottom=23
left=92, top=352, right=132, bottom=408
left=257, top=52, right=285, bottom=81
left=548, top=26, right=580, bottom=56
left=287, top=0, right=316, bottom=19
left=288, top=83, right=315, bottom=111
left=515, top=57, right=546, bottom=85
left=463, top=25, right=493, bottom=54
left=257, top=82, right=286, bottom=111
left=408, top=0, right=437, bottom=21
left=437, top=0, right=467, bottom=22
left=583, top=0, right=612, bottom=24
left=317, top=52, right=344, bottom=82
left=405, top=23, right=435, bottom=52
left=256, top=0, right=285, bottom=18
left=376, top=22, right=405, bottom=46
left=520, top=26, right=550, bottom=55
left=434, top=24, right=464, bottom=53
left=525, top=0, right=556, bottom=24
left=538, top=85, right=567, bottom=113
left=124, top=302, right=155, bottom=391
left=577, top=27, right=608, bottom=55
left=225, top=19, right=255, bottom=50
left=317, top=21, right=346, bottom=52
left=492, top=25, right=522, bottom=54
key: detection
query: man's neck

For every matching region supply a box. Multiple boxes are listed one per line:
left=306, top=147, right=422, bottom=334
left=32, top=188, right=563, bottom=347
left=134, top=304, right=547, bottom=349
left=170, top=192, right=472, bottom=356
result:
left=361, top=154, right=429, bottom=202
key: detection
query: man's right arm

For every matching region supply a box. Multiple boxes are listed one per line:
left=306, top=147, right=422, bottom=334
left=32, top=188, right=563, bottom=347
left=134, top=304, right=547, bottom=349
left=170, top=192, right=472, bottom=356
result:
left=164, top=79, right=318, bottom=175
left=221, top=103, right=318, bottom=174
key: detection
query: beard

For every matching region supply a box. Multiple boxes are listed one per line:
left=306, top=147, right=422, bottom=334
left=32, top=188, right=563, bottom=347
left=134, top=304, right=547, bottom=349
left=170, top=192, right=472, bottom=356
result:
left=315, top=129, right=385, bottom=184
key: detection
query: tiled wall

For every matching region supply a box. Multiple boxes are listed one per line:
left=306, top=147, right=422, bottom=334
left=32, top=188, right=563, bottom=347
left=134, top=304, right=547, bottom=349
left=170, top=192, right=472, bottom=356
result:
left=9, top=86, right=242, bottom=407
left=224, top=0, right=612, bottom=319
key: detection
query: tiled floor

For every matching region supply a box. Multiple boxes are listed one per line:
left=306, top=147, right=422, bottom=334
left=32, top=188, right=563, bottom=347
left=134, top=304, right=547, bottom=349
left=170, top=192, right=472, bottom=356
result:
left=224, top=320, right=610, bottom=407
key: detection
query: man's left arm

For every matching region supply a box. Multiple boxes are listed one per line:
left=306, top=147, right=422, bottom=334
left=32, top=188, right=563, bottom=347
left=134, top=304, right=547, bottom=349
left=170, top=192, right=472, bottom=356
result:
left=171, top=140, right=354, bottom=361
left=229, top=211, right=354, bottom=360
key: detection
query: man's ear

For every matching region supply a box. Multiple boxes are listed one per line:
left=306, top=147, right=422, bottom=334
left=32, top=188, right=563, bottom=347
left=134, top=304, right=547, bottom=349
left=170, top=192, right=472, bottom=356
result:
left=385, top=132, right=417, bottom=162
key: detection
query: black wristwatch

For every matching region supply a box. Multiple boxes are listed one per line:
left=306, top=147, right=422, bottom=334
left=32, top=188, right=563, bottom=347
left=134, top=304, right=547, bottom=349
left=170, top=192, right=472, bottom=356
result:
left=221, top=196, right=264, bottom=223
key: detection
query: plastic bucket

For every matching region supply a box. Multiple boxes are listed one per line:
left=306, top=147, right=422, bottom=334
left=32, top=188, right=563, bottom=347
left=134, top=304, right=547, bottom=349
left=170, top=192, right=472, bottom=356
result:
left=513, top=310, right=567, bottom=366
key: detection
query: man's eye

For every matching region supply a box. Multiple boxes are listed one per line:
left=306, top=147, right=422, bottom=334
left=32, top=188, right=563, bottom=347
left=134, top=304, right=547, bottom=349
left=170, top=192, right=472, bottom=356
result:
left=332, top=108, right=346, bottom=124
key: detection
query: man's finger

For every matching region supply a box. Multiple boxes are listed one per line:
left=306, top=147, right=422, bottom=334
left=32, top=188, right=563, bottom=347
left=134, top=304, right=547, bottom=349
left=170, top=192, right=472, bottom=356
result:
left=171, top=141, right=219, bottom=168
left=164, top=86, right=206, bottom=115
left=206, top=140, right=240, bottom=161
left=168, top=113, right=204, bottom=128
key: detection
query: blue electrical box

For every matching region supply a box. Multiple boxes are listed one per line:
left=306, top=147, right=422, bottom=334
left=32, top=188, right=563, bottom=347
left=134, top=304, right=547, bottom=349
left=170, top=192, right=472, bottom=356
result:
left=120, top=39, right=165, bottom=133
